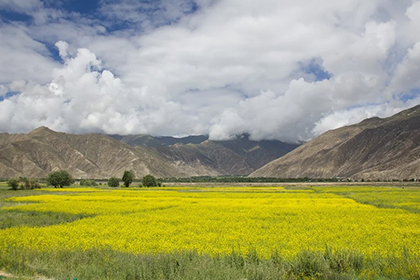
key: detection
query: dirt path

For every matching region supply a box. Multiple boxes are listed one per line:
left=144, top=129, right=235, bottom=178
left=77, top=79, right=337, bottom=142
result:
left=0, top=270, right=53, bottom=280
left=0, top=270, right=14, bottom=277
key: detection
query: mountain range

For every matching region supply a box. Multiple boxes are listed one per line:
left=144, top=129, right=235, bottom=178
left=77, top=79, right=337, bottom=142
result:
left=251, top=104, right=420, bottom=180
left=2, top=104, right=420, bottom=180
left=0, top=127, right=297, bottom=179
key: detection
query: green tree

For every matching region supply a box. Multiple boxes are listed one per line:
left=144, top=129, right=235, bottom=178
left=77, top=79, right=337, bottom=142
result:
left=7, top=178, right=19, bottom=190
left=47, top=170, right=74, bottom=188
left=142, top=174, right=159, bottom=187
left=122, top=170, right=135, bottom=188
left=108, top=177, right=120, bottom=188
left=80, top=179, right=97, bottom=186
left=29, top=178, right=41, bottom=189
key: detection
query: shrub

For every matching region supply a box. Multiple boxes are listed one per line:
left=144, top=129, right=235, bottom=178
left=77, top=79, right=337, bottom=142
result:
left=24, top=179, right=31, bottom=190
left=108, top=177, right=120, bottom=188
left=29, top=178, right=41, bottom=189
left=7, top=178, right=41, bottom=190
left=142, top=174, right=159, bottom=187
left=80, top=179, right=97, bottom=186
left=7, top=178, right=19, bottom=190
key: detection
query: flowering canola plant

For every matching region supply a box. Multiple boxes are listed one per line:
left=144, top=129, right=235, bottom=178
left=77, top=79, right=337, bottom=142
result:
left=1, top=186, right=420, bottom=259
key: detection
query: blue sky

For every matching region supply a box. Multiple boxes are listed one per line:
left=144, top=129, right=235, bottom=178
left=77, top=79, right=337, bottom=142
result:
left=0, top=0, right=420, bottom=141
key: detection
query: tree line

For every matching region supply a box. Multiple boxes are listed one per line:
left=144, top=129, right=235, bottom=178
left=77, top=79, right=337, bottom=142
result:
left=6, top=177, right=42, bottom=190
left=6, top=170, right=161, bottom=190
left=162, top=176, right=343, bottom=183
left=7, top=172, right=415, bottom=190
left=107, top=171, right=161, bottom=188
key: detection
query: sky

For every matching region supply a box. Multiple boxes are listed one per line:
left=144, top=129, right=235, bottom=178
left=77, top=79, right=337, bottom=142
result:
left=0, top=0, right=420, bottom=142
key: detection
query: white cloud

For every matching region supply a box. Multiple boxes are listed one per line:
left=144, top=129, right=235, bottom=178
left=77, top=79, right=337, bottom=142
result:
left=312, top=104, right=404, bottom=136
left=209, top=70, right=385, bottom=141
left=1, top=0, right=420, bottom=141
left=406, top=1, right=420, bottom=26
left=0, top=25, right=60, bottom=85
left=390, top=42, right=420, bottom=94
left=0, top=44, right=205, bottom=135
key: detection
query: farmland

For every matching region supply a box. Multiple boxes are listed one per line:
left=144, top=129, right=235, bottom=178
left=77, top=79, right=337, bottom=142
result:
left=1, top=183, right=420, bottom=279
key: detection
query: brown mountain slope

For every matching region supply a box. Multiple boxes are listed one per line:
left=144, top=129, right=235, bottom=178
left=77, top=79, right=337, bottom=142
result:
left=0, top=127, right=299, bottom=179
left=0, top=127, right=188, bottom=179
left=250, top=105, right=420, bottom=180
left=153, top=140, right=254, bottom=176
left=114, top=133, right=299, bottom=176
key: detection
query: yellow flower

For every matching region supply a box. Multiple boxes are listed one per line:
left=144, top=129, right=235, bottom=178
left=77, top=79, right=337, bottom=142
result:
left=1, top=186, right=420, bottom=259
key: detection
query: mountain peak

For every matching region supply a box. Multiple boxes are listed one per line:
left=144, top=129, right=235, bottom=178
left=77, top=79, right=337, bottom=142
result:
left=29, top=126, right=55, bottom=135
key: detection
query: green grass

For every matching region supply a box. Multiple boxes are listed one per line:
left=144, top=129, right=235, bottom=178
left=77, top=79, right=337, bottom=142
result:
left=0, top=209, right=92, bottom=230
left=0, top=185, right=94, bottom=229
left=1, top=246, right=420, bottom=280
left=312, top=186, right=420, bottom=214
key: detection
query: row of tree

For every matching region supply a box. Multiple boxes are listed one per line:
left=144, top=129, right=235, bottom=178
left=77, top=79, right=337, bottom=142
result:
left=6, top=170, right=161, bottom=190
left=7, top=177, right=41, bottom=190
left=162, top=176, right=343, bottom=183
left=107, top=171, right=160, bottom=187
left=7, top=170, right=75, bottom=190
left=45, top=170, right=161, bottom=188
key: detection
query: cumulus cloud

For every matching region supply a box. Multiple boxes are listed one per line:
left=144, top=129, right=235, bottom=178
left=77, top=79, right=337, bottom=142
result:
left=0, top=42, right=201, bottom=135
left=0, top=25, right=60, bottom=84
left=209, top=71, right=385, bottom=141
left=312, top=105, right=404, bottom=136
left=0, top=0, right=420, bottom=141
left=390, top=42, right=420, bottom=94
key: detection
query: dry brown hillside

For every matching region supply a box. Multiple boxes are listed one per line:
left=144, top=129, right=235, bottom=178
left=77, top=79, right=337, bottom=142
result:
left=0, top=127, right=298, bottom=179
left=0, top=127, right=188, bottom=179
left=250, top=105, right=420, bottom=180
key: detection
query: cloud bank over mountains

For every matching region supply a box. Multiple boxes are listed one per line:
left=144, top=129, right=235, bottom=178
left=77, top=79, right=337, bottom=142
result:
left=1, top=0, right=420, bottom=142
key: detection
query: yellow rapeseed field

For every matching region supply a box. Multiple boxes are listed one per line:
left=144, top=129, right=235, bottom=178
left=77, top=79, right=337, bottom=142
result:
left=1, top=186, right=420, bottom=259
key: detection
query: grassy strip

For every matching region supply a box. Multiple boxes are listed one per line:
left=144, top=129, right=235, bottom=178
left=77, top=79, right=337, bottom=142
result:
left=0, top=187, right=94, bottom=230
left=314, top=187, right=420, bottom=215
left=0, top=247, right=419, bottom=280
left=0, top=209, right=92, bottom=230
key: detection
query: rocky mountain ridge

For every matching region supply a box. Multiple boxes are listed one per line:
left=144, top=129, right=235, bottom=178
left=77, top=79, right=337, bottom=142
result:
left=0, top=127, right=298, bottom=178
left=251, top=105, right=420, bottom=180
